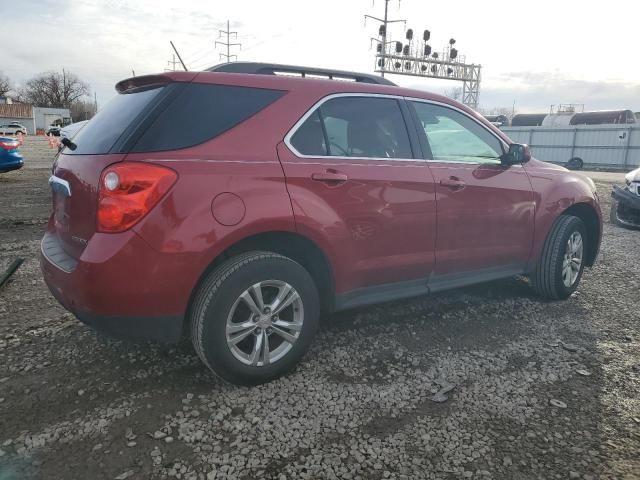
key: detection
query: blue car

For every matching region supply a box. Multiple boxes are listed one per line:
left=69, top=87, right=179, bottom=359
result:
left=0, top=136, right=23, bottom=173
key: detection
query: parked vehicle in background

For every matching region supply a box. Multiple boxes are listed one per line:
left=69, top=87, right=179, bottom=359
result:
left=611, top=167, right=640, bottom=229
left=46, top=125, right=61, bottom=136
left=0, top=123, right=28, bottom=136
left=483, top=114, right=509, bottom=127
left=511, top=109, right=637, bottom=127
left=0, top=136, right=24, bottom=173
left=41, top=62, right=602, bottom=385
left=501, top=123, right=640, bottom=170
left=60, top=120, right=89, bottom=140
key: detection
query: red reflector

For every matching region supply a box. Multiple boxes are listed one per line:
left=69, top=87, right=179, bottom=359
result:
left=97, top=163, right=177, bottom=233
left=0, top=140, right=19, bottom=150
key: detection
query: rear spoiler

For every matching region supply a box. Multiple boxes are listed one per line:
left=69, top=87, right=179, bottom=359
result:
left=115, top=72, right=198, bottom=93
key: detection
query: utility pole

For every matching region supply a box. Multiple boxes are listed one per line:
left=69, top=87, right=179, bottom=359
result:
left=170, top=41, right=188, bottom=71
left=215, top=20, right=241, bottom=62
left=365, top=0, right=406, bottom=77
left=166, top=54, right=180, bottom=72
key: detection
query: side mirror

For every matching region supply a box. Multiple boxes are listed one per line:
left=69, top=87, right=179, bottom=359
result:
left=502, top=143, right=531, bottom=164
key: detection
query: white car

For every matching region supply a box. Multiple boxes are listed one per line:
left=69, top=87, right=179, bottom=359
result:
left=0, top=123, right=27, bottom=136
left=60, top=120, right=89, bottom=140
left=611, top=166, right=640, bottom=229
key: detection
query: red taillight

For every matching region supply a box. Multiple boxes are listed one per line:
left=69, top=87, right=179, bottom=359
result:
left=97, top=163, right=177, bottom=233
left=0, top=140, right=19, bottom=150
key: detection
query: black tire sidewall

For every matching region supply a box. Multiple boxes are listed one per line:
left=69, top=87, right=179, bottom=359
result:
left=567, top=158, right=583, bottom=170
left=551, top=218, right=587, bottom=298
left=196, top=256, right=319, bottom=385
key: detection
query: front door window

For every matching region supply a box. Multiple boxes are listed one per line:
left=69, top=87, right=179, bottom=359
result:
left=412, top=102, right=503, bottom=163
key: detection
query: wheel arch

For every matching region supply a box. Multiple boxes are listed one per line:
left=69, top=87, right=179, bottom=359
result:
left=186, top=231, right=336, bottom=327
left=561, top=202, right=600, bottom=266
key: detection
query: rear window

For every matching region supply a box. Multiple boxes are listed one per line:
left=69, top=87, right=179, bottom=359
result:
left=68, top=86, right=164, bottom=155
left=67, top=83, right=284, bottom=155
left=131, top=83, right=284, bottom=152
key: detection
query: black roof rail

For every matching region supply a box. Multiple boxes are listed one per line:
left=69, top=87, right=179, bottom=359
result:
left=205, top=62, right=397, bottom=86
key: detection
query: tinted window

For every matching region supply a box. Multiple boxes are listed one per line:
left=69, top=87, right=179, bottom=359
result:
left=319, top=97, right=412, bottom=159
left=68, top=86, right=163, bottom=155
left=290, top=110, right=327, bottom=156
left=412, top=102, right=503, bottom=163
left=132, top=84, right=284, bottom=152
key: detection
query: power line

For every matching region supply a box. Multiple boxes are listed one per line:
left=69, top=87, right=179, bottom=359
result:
left=182, top=47, right=216, bottom=64
left=215, top=20, right=241, bottom=62
left=169, top=40, right=188, bottom=71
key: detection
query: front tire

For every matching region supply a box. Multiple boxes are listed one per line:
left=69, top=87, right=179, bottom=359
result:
left=531, top=215, right=587, bottom=299
left=190, top=251, right=319, bottom=385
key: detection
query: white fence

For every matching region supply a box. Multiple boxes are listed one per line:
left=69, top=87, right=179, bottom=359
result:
left=501, top=124, right=640, bottom=169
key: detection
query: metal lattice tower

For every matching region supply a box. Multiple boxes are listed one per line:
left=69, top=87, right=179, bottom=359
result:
left=461, top=66, right=481, bottom=110
left=365, top=0, right=406, bottom=78
left=365, top=1, right=482, bottom=110
left=216, top=20, right=241, bottom=62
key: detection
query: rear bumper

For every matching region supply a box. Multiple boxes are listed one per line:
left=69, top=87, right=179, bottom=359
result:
left=0, top=157, right=23, bottom=173
left=40, top=229, right=199, bottom=343
left=45, top=280, right=182, bottom=342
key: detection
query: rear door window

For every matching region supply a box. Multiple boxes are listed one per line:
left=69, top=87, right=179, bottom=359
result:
left=290, top=110, right=327, bottom=156
left=321, top=97, right=412, bottom=159
left=288, top=96, right=413, bottom=159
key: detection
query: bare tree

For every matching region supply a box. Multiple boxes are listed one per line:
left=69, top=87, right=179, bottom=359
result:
left=70, top=99, right=97, bottom=121
left=489, top=106, right=515, bottom=117
left=0, top=72, right=11, bottom=97
left=477, top=106, right=517, bottom=117
left=20, top=70, right=90, bottom=108
left=444, top=87, right=462, bottom=102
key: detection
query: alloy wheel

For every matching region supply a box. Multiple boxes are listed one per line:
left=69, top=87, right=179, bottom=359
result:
left=562, top=231, right=583, bottom=287
left=225, top=280, right=304, bottom=366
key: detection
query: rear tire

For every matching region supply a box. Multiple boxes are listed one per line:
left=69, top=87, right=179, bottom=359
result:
left=531, top=215, right=587, bottom=299
left=190, top=251, right=319, bottom=385
left=566, top=157, right=584, bottom=170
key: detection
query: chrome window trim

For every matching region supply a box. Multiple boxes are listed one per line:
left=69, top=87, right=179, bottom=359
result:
left=283, top=92, right=421, bottom=162
left=283, top=92, right=510, bottom=165
left=406, top=96, right=510, bottom=156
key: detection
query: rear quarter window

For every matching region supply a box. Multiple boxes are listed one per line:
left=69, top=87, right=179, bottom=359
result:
left=131, top=83, right=284, bottom=152
left=66, top=83, right=284, bottom=155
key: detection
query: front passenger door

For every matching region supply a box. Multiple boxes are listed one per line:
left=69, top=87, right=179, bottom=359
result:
left=410, top=101, right=535, bottom=281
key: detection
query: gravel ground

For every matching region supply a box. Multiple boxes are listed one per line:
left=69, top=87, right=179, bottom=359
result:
left=0, top=162, right=639, bottom=480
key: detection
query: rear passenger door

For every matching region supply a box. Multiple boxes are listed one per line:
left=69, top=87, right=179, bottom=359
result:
left=277, top=94, right=437, bottom=299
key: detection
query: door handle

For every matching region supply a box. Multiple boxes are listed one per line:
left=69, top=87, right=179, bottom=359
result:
left=440, top=177, right=466, bottom=190
left=311, top=171, right=348, bottom=184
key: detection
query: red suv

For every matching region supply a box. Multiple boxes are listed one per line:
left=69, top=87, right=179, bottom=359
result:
left=41, top=62, right=602, bottom=385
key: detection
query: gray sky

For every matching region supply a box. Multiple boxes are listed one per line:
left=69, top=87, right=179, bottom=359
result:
left=6, top=0, right=640, bottom=113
